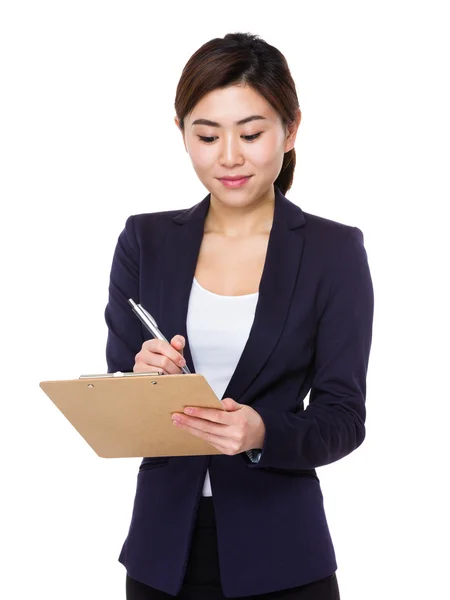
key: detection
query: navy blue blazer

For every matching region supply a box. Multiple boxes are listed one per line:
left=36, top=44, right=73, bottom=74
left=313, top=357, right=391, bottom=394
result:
left=104, top=186, right=374, bottom=597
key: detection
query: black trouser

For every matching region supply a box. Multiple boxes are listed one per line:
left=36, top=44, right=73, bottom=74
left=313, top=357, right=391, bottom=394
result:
left=126, top=497, right=340, bottom=600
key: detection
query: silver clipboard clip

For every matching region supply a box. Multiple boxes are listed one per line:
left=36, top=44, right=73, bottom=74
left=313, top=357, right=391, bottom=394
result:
left=79, top=371, right=164, bottom=379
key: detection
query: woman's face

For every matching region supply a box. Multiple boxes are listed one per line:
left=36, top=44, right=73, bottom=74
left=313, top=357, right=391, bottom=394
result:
left=175, top=84, right=300, bottom=208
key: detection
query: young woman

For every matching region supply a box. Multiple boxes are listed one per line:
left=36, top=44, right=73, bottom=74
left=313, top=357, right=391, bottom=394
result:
left=105, top=32, right=374, bottom=600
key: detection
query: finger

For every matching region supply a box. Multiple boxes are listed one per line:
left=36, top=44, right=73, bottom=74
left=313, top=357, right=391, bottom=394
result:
left=182, top=406, right=229, bottom=424
left=133, top=362, right=169, bottom=375
left=172, top=421, right=238, bottom=455
left=144, top=351, right=185, bottom=374
left=173, top=414, right=228, bottom=435
left=135, top=347, right=183, bottom=375
left=142, top=339, right=186, bottom=370
left=220, top=398, right=242, bottom=412
left=170, top=335, right=185, bottom=356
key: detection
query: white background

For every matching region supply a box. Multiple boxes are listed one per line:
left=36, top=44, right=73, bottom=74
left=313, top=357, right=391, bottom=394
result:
left=1, top=1, right=449, bottom=598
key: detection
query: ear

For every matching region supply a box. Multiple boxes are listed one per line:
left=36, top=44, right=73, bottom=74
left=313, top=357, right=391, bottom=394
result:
left=284, top=108, right=301, bottom=153
left=174, top=116, right=188, bottom=152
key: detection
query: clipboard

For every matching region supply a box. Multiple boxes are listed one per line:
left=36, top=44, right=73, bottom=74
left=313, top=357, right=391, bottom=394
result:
left=39, top=372, right=226, bottom=458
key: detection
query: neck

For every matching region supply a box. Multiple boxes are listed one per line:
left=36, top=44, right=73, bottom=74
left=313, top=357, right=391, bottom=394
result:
left=205, top=187, right=275, bottom=237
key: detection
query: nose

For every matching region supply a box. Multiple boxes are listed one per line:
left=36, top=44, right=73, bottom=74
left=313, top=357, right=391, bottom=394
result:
left=219, top=134, right=244, bottom=168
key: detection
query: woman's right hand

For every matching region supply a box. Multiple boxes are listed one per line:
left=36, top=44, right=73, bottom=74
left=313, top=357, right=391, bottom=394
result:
left=133, top=335, right=186, bottom=375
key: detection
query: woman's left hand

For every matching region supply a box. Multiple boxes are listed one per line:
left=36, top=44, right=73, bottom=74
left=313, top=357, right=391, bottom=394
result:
left=171, top=398, right=266, bottom=455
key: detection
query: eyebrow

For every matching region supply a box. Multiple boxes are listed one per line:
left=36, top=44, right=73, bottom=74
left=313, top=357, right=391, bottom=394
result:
left=191, top=115, right=266, bottom=127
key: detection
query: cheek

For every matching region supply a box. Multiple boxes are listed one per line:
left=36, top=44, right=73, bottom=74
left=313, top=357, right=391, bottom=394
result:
left=249, top=134, right=284, bottom=168
left=188, top=144, right=215, bottom=171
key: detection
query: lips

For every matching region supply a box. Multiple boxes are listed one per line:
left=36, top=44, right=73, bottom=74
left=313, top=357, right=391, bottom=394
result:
left=218, top=176, right=251, bottom=189
left=218, top=176, right=251, bottom=181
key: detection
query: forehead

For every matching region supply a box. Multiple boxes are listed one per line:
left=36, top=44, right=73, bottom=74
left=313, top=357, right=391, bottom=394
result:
left=186, top=84, right=280, bottom=126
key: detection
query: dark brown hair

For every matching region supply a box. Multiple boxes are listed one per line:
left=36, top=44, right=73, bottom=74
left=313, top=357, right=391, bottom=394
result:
left=174, top=32, right=301, bottom=195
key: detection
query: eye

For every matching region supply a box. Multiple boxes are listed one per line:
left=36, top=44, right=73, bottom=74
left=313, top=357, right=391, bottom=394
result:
left=198, top=133, right=262, bottom=144
left=242, top=133, right=262, bottom=142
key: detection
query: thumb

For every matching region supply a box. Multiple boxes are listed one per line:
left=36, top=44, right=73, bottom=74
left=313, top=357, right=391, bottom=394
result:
left=221, top=397, right=241, bottom=411
left=171, top=335, right=185, bottom=355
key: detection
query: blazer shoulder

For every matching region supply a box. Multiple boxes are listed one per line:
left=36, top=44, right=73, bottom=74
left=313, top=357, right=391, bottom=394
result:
left=303, top=210, right=360, bottom=236
left=132, top=207, right=187, bottom=228
left=302, top=210, right=365, bottom=246
left=121, top=208, right=187, bottom=246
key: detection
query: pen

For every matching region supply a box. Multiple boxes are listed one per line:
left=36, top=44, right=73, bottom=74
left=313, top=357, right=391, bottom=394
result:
left=128, top=298, right=191, bottom=375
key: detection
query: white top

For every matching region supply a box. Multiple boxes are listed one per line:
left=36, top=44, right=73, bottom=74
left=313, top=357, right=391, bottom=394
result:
left=186, top=277, right=259, bottom=496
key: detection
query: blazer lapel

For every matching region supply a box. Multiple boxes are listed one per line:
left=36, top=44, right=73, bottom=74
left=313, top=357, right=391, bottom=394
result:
left=158, top=187, right=306, bottom=404
left=158, top=194, right=210, bottom=375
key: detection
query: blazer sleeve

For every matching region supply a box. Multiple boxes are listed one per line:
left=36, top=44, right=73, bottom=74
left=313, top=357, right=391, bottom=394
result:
left=246, top=226, right=374, bottom=471
left=104, top=215, right=144, bottom=373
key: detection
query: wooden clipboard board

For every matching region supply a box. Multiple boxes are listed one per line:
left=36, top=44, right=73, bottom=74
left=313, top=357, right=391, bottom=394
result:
left=39, top=372, right=225, bottom=458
